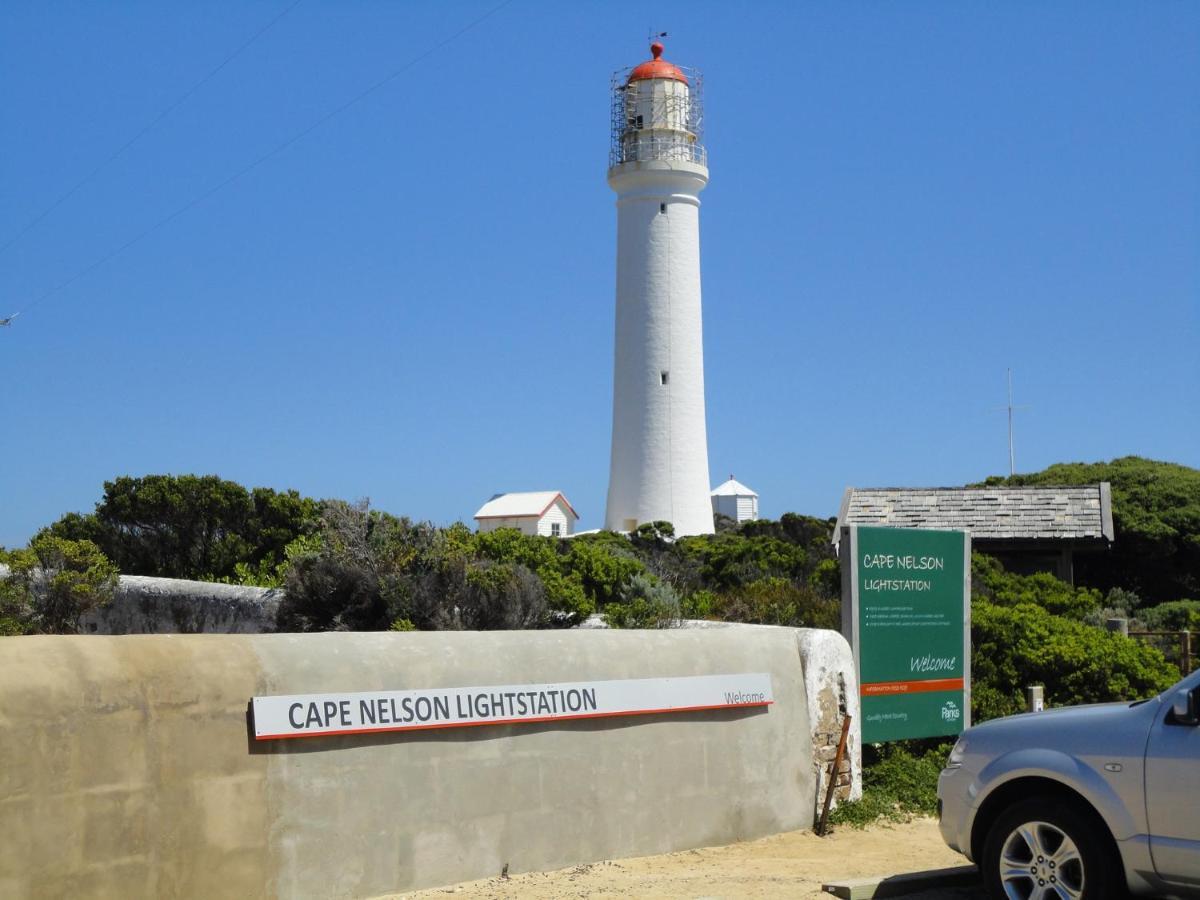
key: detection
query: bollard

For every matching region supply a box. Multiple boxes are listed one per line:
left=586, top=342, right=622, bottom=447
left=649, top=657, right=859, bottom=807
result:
left=1106, top=618, right=1129, bottom=636
left=1026, top=685, right=1044, bottom=713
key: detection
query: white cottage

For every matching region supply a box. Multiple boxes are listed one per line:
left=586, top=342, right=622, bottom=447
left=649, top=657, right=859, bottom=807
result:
left=710, top=477, right=759, bottom=524
left=473, top=491, right=579, bottom=538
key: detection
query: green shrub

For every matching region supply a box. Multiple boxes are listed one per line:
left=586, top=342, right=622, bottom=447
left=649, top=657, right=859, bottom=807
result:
left=678, top=533, right=809, bottom=591
left=0, top=536, right=119, bottom=634
left=604, top=574, right=680, bottom=628
left=39, top=475, right=319, bottom=582
left=679, top=588, right=718, bottom=620
left=279, top=554, right=386, bottom=632
left=828, top=743, right=949, bottom=828
left=537, top=567, right=593, bottom=623
left=708, top=577, right=840, bottom=630
left=1140, top=600, right=1200, bottom=632
left=564, top=534, right=647, bottom=608
left=456, top=560, right=549, bottom=630
left=972, top=552, right=1101, bottom=620
left=971, top=600, right=1179, bottom=722
left=979, top=457, right=1200, bottom=604
left=809, top=557, right=841, bottom=598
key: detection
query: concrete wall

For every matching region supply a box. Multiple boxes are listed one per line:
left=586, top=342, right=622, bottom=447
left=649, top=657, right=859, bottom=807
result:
left=80, top=575, right=281, bottom=634
left=797, top=629, right=862, bottom=807
left=0, top=627, right=844, bottom=898
left=681, top=621, right=862, bottom=810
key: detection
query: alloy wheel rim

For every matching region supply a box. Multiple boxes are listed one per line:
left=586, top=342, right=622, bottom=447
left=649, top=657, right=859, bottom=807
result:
left=998, top=820, right=1085, bottom=900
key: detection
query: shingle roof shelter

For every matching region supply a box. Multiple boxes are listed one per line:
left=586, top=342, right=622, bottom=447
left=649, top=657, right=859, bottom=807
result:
left=834, top=483, right=1113, bottom=583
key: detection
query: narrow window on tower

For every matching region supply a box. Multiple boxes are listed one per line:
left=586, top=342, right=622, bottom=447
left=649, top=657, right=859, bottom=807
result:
left=660, top=371, right=669, bottom=385
left=660, top=202, right=667, bottom=214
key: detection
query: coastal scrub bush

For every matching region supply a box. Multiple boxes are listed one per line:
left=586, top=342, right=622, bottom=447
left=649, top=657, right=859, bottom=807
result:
left=971, top=600, right=1179, bottom=722
left=827, top=743, right=948, bottom=828
left=563, top=533, right=647, bottom=609
left=278, top=553, right=386, bottom=632
left=972, top=552, right=1102, bottom=620
left=708, top=577, right=839, bottom=630
left=980, top=457, right=1200, bottom=604
left=0, top=536, right=118, bottom=634
left=40, top=474, right=319, bottom=582
left=603, top=573, right=680, bottom=628
left=1140, top=600, right=1200, bottom=632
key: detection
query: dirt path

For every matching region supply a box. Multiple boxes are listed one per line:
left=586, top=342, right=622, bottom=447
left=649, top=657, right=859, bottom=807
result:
left=396, top=818, right=983, bottom=899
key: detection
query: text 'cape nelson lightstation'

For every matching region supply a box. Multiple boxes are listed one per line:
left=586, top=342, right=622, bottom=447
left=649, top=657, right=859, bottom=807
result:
left=252, top=673, right=774, bottom=740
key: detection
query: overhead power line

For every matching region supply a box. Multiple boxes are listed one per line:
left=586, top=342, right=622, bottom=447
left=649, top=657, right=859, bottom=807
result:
left=4, top=0, right=517, bottom=327
left=0, top=0, right=304, bottom=262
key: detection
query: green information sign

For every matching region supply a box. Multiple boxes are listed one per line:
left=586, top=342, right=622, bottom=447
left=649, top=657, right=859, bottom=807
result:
left=840, top=526, right=971, bottom=742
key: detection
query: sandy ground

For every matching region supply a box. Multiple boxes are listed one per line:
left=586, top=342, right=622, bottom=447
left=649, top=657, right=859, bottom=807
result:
left=396, top=818, right=984, bottom=899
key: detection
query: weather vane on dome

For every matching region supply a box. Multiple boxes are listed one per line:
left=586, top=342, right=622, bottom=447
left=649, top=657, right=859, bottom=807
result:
left=647, top=29, right=668, bottom=43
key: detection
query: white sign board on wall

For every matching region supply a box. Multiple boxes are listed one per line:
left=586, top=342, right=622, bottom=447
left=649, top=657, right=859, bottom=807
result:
left=252, top=673, right=773, bottom=741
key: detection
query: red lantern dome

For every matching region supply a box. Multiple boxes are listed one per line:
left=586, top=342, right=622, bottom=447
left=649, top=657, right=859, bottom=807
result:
left=627, top=42, right=688, bottom=85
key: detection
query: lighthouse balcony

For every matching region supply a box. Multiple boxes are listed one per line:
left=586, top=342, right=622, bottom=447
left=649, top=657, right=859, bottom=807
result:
left=614, top=133, right=707, bottom=167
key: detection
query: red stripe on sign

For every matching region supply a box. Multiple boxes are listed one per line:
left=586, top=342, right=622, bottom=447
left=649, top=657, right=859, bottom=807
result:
left=861, top=678, right=964, bottom=696
left=254, top=700, right=772, bottom=741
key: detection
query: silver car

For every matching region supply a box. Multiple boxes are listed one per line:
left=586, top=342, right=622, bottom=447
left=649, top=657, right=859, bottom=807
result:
left=938, top=667, right=1200, bottom=899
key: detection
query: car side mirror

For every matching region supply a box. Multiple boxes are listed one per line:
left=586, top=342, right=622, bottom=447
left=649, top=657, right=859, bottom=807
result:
left=1171, top=688, right=1199, bottom=726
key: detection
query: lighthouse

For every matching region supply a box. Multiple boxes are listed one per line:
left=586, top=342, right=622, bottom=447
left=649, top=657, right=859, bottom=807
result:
left=604, top=41, right=714, bottom=536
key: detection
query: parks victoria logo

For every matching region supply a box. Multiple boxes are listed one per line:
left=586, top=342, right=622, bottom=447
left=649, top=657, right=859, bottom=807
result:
left=941, top=700, right=961, bottom=722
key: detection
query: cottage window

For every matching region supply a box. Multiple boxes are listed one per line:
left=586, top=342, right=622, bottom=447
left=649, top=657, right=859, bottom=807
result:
left=550, top=522, right=562, bottom=537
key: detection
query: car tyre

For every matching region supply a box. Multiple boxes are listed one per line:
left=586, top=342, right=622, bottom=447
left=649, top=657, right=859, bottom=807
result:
left=981, top=798, right=1118, bottom=900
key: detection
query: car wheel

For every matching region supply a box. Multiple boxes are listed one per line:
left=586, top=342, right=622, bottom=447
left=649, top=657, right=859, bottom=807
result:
left=981, top=798, right=1117, bottom=900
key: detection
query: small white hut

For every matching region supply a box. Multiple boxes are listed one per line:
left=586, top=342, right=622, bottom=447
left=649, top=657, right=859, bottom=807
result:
left=473, top=491, right=579, bottom=537
left=710, top=476, right=759, bottom=524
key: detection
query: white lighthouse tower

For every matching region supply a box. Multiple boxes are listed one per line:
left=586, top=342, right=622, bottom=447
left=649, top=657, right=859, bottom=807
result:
left=604, top=41, right=714, bottom=536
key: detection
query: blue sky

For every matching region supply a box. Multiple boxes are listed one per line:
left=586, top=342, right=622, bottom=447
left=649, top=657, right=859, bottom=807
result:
left=2, top=1, right=1197, bottom=546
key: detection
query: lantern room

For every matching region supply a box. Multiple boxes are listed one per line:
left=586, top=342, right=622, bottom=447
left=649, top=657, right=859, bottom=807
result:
left=609, top=42, right=705, bottom=167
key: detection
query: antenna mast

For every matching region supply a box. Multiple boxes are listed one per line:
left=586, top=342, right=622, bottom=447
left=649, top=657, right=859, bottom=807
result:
left=1007, top=369, right=1015, bottom=477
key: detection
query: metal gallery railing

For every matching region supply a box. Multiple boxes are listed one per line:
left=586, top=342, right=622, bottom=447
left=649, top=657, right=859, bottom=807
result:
left=612, top=134, right=707, bottom=167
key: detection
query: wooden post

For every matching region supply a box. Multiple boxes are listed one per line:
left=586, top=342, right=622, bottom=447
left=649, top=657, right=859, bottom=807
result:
left=817, top=714, right=852, bottom=837
left=1182, top=631, right=1192, bottom=675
